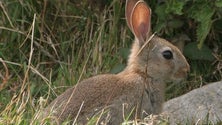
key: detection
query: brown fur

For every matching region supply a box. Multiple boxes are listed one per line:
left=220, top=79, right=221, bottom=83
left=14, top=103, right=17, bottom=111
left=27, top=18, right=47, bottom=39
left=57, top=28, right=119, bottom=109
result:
left=38, top=0, right=190, bottom=124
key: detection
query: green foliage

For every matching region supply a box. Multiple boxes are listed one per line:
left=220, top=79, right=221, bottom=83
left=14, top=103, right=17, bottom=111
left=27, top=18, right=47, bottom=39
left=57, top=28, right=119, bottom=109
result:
left=187, top=1, right=215, bottom=49
left=153, top=0, right=222, bottom=52
left=110, top=48, right=130, bottom=74
left=184, top=42, right=214, bottom=61
left=166, top=0, right=185, bottom=15
left=153, top=0, right=187, bottom=32
left=216, top=0, right=222, bottom=7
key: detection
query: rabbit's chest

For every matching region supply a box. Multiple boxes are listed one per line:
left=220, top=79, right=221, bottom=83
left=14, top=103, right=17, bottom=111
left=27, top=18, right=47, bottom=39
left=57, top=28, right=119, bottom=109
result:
left=140, top=87, right=164, bottom=116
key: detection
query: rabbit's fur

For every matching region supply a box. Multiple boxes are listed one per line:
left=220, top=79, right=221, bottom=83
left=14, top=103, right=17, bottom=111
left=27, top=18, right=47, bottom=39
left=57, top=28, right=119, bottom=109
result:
left=38, top=0, right=190, bottom=124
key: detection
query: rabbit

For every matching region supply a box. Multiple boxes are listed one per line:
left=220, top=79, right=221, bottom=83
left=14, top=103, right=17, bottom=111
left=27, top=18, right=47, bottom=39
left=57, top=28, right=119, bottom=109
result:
left=38, top=0, right=190, bottom=124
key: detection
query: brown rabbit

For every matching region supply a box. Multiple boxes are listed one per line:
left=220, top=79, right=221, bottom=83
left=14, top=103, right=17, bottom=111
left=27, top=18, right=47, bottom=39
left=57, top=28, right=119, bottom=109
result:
left=38, top=0, right=190, bottom=124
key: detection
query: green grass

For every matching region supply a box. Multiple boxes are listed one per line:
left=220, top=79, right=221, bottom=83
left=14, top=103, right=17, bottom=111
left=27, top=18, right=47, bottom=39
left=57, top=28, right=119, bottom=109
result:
left=0, top=0, right=221, bottom=124
left=0, top=0, right=127, bottom=124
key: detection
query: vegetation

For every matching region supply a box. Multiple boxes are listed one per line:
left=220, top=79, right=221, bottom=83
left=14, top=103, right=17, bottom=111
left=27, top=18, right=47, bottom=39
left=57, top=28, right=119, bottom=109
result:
left=0, top=0, right=221, bottom=124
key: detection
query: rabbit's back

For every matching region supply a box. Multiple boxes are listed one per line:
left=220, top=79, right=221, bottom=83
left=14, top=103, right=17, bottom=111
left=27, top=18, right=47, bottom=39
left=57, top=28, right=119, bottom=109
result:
left=42, top=72, right=162, bottom=124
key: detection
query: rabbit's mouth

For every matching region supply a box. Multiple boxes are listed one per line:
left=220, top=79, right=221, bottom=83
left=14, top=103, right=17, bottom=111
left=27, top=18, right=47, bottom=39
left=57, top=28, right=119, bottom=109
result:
left=171, top=70, right=189, bottom=83
left=175, top=66, right=189, bottom=77
left=171, top=77, right=186, bottom=84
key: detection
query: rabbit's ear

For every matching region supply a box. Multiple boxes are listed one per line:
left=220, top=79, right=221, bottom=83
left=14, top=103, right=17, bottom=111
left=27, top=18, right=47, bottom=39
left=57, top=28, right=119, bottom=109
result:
left=125, top=0, right=138, bottom=31
left=126, top=0, right=151, bottom=44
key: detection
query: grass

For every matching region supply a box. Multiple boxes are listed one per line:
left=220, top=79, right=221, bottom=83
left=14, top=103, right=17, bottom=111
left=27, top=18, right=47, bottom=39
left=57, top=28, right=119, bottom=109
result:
left=0, top=0, right=221, bottom=124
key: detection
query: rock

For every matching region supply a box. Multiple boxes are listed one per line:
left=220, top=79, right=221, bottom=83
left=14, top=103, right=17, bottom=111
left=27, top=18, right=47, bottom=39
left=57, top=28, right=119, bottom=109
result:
left=163, top=81, right=222, bottom=124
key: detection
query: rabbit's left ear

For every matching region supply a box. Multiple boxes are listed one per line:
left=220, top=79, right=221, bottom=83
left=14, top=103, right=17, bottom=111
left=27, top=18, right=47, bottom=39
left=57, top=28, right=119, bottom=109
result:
left=126, top=0, right=151, bottom=44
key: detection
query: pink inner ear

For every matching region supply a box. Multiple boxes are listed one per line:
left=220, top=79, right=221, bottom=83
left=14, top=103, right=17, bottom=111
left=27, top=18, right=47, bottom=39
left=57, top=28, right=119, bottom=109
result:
left=131, top=2, right=151, bottom=43
left=138, top=22, right=148, bottom=41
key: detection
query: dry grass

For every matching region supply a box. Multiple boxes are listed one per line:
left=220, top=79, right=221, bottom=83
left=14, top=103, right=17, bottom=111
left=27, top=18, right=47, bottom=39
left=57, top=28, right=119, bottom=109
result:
left=0, top=0, right=127, bottom=124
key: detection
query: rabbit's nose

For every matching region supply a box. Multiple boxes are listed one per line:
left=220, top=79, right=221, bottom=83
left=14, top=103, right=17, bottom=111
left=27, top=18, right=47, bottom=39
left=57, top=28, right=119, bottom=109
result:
left=182, top=65, right=190, bottom=77
left=185, top=63, right=190, bottom=73
left=174, top=65, right=190, bottom=79
left=182, top=67, right=190, bottom=76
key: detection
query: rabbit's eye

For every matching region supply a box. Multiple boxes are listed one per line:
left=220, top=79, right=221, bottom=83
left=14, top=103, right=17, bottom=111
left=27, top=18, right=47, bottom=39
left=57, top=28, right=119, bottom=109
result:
left=162, top=50, right=173, bottom=60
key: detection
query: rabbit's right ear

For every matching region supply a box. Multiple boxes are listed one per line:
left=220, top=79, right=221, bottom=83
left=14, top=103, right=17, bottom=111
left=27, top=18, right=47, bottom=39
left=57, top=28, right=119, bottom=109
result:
left=126, top=0, right=151, bottom=44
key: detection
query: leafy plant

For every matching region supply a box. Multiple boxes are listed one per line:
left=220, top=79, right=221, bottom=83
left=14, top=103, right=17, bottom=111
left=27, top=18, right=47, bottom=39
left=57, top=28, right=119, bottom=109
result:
left=152, top=0, right=222, bottom=54
left=184, top=42, right=214, bottom=61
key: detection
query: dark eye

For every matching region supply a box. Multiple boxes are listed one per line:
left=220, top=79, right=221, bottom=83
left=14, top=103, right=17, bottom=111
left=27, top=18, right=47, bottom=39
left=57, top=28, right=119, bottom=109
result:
left=162, top=50, right=173, bottom=60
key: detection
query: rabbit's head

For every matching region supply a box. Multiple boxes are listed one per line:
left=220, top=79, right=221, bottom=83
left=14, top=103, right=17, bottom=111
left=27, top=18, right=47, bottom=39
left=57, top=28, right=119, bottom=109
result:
left=125, top=0, right=190, bottom=82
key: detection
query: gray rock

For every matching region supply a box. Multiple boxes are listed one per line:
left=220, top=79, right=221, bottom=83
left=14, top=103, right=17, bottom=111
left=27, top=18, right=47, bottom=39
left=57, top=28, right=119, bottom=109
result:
left=163, top=81, right=222, bottom=124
